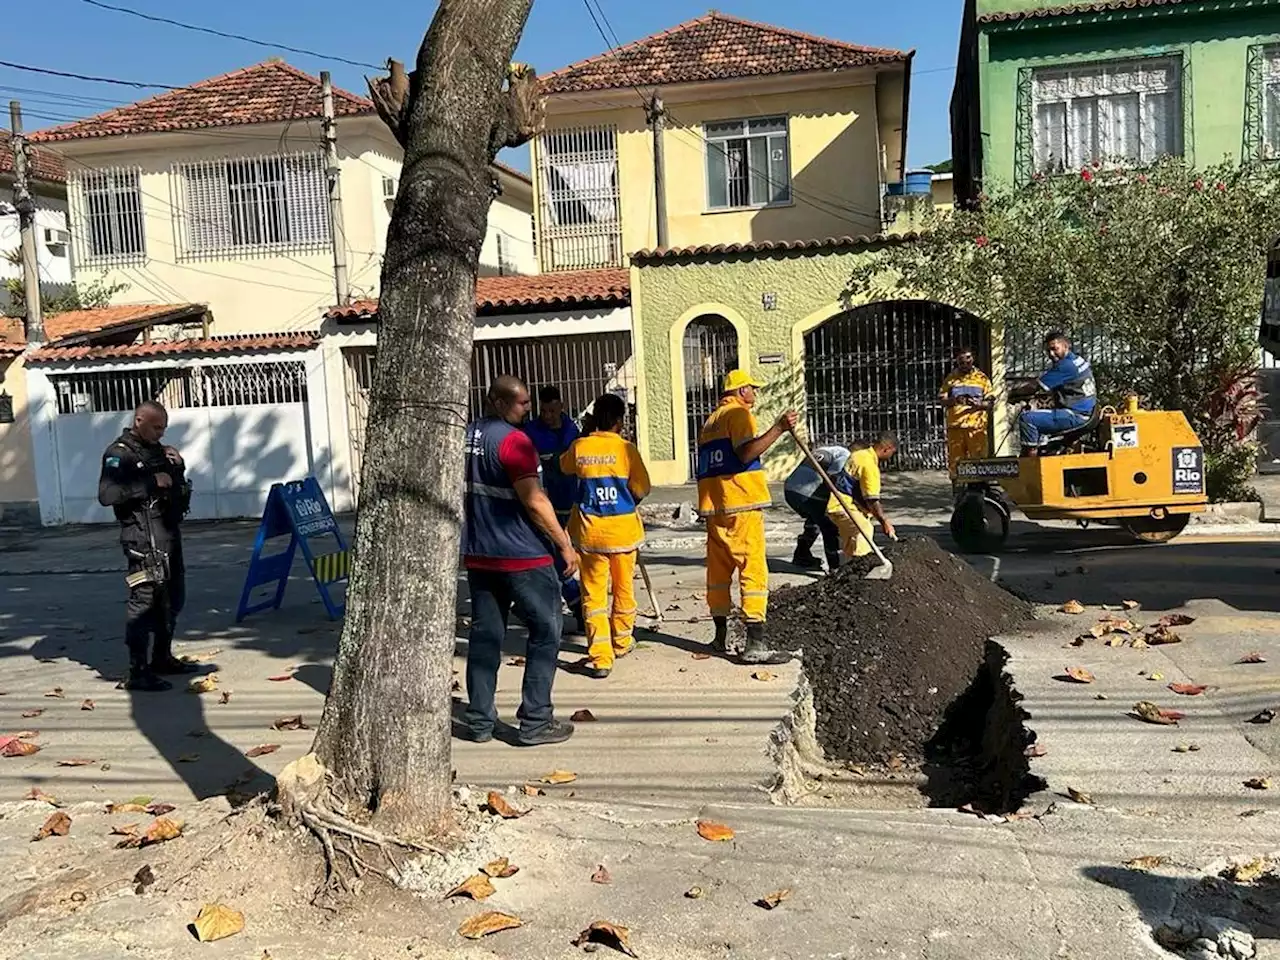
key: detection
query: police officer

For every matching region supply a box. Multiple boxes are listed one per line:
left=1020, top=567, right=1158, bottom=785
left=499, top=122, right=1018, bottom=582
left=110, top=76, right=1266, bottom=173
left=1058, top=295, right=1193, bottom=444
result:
left=98, top=400, right=195, bottom=692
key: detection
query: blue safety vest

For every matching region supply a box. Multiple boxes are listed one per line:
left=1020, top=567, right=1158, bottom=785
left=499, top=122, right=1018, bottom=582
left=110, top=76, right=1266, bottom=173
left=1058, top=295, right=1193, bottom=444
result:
left=522, top=417, right=580, bottom=518
left=462, top=417, right=551, bottom=564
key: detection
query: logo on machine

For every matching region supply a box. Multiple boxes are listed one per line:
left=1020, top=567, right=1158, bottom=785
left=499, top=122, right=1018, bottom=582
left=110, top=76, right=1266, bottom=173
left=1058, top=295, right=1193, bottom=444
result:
left=1171, top=446, right=1204, bottom=495
left=956, top=458, right=1021, bottom=479
left=1111, top=422, right=1139, bottom=449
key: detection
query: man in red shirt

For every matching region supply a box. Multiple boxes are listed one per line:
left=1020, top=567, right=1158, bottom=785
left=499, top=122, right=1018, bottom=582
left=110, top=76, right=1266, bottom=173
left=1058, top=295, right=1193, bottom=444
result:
left=462, top=375, right=579, bottom=747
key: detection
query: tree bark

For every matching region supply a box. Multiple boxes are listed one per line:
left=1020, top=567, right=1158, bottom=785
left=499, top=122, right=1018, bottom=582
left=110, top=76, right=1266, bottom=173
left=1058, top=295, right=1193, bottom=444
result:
left=311, top=0, right=539, bottom=840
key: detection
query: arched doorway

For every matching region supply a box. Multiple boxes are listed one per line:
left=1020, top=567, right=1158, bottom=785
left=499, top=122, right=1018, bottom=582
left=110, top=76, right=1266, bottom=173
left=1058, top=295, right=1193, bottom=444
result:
left=803, top=300, right=989, bottom=470
left=682, top=315, right=739, bottom=478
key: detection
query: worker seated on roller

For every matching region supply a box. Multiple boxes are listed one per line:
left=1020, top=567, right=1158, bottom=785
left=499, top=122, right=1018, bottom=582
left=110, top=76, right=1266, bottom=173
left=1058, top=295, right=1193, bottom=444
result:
left=827, top=433, right=897, bottom=558
left=1009, top=331, right=1096, bottom=456
left=559, top=394, right=651, bottom=680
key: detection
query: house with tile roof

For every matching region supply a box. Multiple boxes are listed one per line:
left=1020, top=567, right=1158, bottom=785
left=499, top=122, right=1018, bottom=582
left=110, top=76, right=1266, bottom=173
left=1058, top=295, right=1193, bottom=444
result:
left=28, top=59, right=536, bottom=338
left=950, top=0, right=1280, bottom=205
left=533, top=11, right=914, bottom=271
left=1, top=129, right=72, bottom=315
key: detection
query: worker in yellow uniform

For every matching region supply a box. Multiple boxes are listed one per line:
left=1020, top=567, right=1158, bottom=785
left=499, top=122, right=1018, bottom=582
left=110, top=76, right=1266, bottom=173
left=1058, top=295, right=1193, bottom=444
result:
left=560, top=393, right=651, bottom=680
left=828, top=432, right=898, bottom=558
left=939, top=346, right=993, bottom=480
left=696, top=369, right=796, bottom=666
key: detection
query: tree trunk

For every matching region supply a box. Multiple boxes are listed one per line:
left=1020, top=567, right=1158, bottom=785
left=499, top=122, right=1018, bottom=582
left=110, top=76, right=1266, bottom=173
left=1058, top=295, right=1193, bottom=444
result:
left=311, top=0, right=538, bottom=840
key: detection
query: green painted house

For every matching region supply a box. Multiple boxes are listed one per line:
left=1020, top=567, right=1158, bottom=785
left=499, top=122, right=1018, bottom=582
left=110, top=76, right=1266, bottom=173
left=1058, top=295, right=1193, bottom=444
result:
left=951, top=0, right=1280, bottom=204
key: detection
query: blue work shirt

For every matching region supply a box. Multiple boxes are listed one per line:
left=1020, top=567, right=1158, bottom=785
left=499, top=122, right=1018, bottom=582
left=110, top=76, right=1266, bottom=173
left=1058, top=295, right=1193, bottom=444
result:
left=1038, top=351, right=1097, bottom=415
left=784, top=446, right=851, bottom=503
left=522, top=416, right=581, bottom=520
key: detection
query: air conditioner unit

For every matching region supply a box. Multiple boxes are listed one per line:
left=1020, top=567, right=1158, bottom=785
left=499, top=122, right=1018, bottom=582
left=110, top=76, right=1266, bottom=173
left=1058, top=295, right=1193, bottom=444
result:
left=381, top=176, right=398, bottom=202
left=43, top=227, right=71, bottom=246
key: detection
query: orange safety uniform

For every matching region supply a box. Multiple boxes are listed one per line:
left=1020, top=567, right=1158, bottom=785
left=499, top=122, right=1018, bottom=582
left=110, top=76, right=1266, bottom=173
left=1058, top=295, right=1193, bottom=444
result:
left=827, top=447, right=881, bottom=558
left=560, top=430, right=651, bottom=671
left=939, top=368, right=992, bottom=475
left=696, top=397, right=771, bottom=623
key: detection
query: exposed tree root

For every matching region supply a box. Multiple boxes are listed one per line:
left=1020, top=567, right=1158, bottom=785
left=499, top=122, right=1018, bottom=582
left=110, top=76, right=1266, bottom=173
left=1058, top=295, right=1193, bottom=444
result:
left=275, top=753, right=444, bottom=906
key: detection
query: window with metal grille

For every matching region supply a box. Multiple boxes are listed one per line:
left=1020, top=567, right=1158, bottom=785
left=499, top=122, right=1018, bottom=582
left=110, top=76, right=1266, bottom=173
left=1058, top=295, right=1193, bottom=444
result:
left=1261, top=46, right=1280, bottom=160
left=71, top=168, right=145, bottom=264
left=175, top=153, right=329, bottom=257
left=1032, top=56, right=1182, bottom=173
left=704, top=116, right=790, bottom=210
left=49, top=361, right=308, bottom=415
left=536, top=125, right=622, bottom=272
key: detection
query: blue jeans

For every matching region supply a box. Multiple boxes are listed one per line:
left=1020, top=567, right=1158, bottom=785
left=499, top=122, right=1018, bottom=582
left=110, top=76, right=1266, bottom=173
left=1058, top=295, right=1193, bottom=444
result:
left=1019, top=408, right=1087, bottom=448
left=554, top=512, right=581, bottom=609
left=465, top=564, right=563, bottom=739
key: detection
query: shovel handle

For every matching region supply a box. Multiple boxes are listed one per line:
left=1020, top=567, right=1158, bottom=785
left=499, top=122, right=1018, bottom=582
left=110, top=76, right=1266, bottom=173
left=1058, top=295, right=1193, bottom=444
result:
left=789, top=429, right=892, bottom=566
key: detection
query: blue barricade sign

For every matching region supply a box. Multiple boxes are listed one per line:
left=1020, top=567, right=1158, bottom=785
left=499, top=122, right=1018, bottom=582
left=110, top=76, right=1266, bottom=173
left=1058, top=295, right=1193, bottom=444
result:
left=235, top=477, right=349, bottom=622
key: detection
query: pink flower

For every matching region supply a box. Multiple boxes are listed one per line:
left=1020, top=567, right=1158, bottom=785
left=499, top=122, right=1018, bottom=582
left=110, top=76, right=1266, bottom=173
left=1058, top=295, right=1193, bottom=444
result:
left=975, top=235, right=990, bottom=248
left=1137, top=174, right=1148, bottom=184
left=1099, top=225, right=1109, bottom=236
left=1215, top=182, right=1226, bottom=191
left=1081, top=168, right=1094, bottom=182
left=1194, top=179, right=1205, bottom=190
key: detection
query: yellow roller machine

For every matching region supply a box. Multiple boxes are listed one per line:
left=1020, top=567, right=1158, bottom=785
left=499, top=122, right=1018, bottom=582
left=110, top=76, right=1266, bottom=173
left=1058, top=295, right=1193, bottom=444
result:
left=950, top=397, right=1208, bottom=553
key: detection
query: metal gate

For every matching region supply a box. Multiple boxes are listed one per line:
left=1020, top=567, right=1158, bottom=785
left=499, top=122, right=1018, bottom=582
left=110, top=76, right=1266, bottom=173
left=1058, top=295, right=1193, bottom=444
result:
left=804, top=301, right=989, bottom=470
left=343, top=333, right=636, bottom=500
left=682, top=316, right=739, bottom=477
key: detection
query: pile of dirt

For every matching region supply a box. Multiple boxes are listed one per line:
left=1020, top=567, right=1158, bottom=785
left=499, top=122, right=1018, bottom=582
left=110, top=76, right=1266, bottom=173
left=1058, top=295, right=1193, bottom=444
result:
left=769, top=537, right=1030, bottom=770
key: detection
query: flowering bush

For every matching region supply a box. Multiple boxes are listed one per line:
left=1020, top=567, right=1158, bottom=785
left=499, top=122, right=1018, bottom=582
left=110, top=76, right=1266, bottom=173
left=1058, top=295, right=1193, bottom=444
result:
left=847, top=158, right=1280, bottom=501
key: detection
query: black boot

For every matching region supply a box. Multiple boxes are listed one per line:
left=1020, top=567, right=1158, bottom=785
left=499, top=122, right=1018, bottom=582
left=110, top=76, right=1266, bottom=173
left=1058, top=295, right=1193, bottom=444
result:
left=791, top=546, right=822, bottom=570
left=124, top=660, right=173, bottom=692
left=710, top=616, right=729, bottom=654
left=150, top=630, right=198, bottom=675
left=739, top=622, right=791, bottom=666
left=826, top=551, right=844, bottom=573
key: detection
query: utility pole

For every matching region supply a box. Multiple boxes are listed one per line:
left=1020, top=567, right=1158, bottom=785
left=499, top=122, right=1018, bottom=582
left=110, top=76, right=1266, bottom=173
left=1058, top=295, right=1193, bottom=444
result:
left=646, top=94, right=669, bottom=250
left=320, top=72, right=350, bottom=306
left=9, top=101, right=43, bottom=344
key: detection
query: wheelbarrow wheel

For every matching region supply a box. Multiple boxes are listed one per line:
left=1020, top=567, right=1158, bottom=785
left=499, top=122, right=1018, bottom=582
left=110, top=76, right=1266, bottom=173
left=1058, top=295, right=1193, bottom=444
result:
left=1123, top=513, right=1189, bottom=544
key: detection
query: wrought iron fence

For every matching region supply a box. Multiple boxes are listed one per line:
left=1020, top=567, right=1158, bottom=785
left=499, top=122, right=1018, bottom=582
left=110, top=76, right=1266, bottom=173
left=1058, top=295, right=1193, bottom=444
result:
left=804, top=301, right=990, bottom=471
left=682, top=316, right=740, bottom=477
left=49, top=361, right=308, bottom=415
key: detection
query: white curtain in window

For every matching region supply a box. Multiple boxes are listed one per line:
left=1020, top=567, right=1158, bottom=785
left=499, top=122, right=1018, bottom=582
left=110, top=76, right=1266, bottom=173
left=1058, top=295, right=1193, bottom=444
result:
left=1265, top=49, right=1280, bottom=157
left=545, top=160, right=617, bottom=226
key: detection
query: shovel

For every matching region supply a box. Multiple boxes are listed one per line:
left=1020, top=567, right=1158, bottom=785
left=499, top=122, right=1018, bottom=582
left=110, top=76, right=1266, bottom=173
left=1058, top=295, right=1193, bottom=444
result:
left=789, top=430, right=894, bottom=581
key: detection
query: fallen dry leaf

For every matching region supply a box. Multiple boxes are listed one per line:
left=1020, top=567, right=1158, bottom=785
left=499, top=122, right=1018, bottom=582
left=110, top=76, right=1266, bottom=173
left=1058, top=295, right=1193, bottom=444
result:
left=696, top=819, right=734, bottom=842
left=1243, top=777, right=1272, bottom=791
left=188, top=675, right=218, bottom=694
left=1070, top=635, right=1087, bottom=647
left=1060, top=600, right=1085, bottom=615
left=1067, top=787, right=1094, bottom=805
left=480, top=857, right=518, bottom=878
left=1123, top=855, right=1169, bottom=870
left=756, top=889, right=792, bottom=910
left=1149, top=673, right=1165, bottom=682
left=572, top=921, right=638, bottom=958
left=1247, top=709, right=1275, bottom=725
left=1237, top=652, right=1267, bottom=664
left=43, top=688, right=64, bottom=699
left=1062, top=666, right=1095, bottom=684
left=520, top=784, right=545, bottom=797
left=1129, top=636, right=1149, bottom=649
left=571, top=709, right=597, bottom=723
left=1168, top=683, right=1207, bottom=696
left=23, top=787, right=59, bottom=805
left=56, top=758, right=96, bottom=767
left=1157, top=613, right=1195, bottom=628
left=218, top=691, right=232, bottom=705
left=691, top=652, right=712, bottom=661
left=591, top=864, right=612, bottom=884
left=1146, top=627, right=1182, bottom=646
left=180, top=649, right=222, bottom=663
left=266, top=674, right=294, bottom=682
left=244, top=744, right=280, bottom=759
left=32, top=811, right=71, bottom=841
left=191, top=903, right=244, bottom=942
left=1024, top=743, right=1047, bottom=758
left=506, top=656, right=526, bottom=667
left=1225, top=858, right=1272, bottom=883
left=118, top=816, right=183, bottom=849
left=20, top=709, right=43, bottom=719
left=457, top=911, right=523, bottom=940
left=80, top=699, right=95, bottom=711
left=485, top=791, right=528, bottom=819
left=110, top=823, right=139, bottom=837
left=136, top=864, right=155, bottom=892
left=108, top=802, right=149, bottom=814
left=1, top=738, right=40, bottom=757
left=13, top=730, right=38, bottom=739
left=539, top=770, right=577, bottom=785
left=1122, top=600, right=1140, bottom=610
left=1132, top=701, right=1180, bottom=725
left=1173, top=743, right=1202, bottom=753
left=146, top=803, right=176, bottom=816
left=445, top=873, right=496, bottom=901
left=684, top=886, right=704, bottom=899
left=750, top=670, right=775, bottom=681
left=271, top=715, right=309, bottom=731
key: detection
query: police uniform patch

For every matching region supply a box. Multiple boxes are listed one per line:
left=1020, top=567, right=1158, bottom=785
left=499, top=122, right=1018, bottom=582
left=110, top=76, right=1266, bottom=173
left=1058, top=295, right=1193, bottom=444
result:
left=105, top=455, right=121, bottom=469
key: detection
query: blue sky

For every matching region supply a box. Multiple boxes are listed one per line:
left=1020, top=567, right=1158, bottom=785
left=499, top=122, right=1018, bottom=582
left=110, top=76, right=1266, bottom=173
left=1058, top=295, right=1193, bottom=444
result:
left=5, top=0, right=959, bottom=170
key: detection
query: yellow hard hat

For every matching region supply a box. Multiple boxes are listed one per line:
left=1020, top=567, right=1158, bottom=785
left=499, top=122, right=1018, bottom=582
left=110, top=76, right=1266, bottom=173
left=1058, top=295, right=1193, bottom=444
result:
left=722, top=369, right=763, bottom=393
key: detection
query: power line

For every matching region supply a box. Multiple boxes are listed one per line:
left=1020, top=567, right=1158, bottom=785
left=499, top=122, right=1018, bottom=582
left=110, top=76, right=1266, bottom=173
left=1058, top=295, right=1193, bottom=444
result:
left=78, top=0, right=383, bottom=71
left=0, top=59, right=185, bottom=91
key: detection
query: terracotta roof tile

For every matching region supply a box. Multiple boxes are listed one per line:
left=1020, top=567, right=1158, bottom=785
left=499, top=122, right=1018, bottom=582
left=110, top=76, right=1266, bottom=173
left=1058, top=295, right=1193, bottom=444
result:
left=0, top=131, right=67, bottom=184
left=326, top=268, right=631, bottom=320
left=30, top=61, right=372, bottom=143
left=28, top=332, right=316, bottom=363
left=631, top=233, right=919, bottom=263
left=977, top=0, right=1199, bottom=23
left=542, top=12, right=909, bottom=95
left=0, top=303, right=208, bottom=349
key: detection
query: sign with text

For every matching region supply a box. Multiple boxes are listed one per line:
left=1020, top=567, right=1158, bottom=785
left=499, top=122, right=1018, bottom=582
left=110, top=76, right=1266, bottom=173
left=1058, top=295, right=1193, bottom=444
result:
left=956, top=458, right=1021, bottom=480
left=235, top=477, right=349, bottom=623
left=1171, top=447, right=1204, bottom=496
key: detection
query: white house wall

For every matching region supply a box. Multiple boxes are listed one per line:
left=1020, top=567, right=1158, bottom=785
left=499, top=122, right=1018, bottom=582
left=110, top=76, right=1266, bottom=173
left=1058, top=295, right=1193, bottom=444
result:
left=0, top=187, right=72, bottom=311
